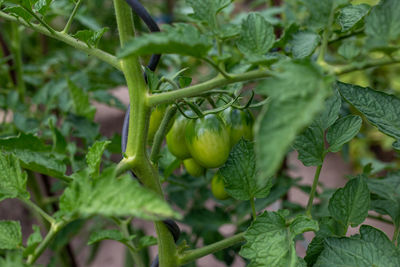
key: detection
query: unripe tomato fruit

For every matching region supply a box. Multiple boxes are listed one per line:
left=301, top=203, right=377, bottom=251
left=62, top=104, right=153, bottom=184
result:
left=166, top=114, right=191, bottom=160
left=148, top=104, right=167, bottom=144
left=185, top=114, right=230, bottom=168
left=221, top=107, right=254, bottom=147
left=211, top=172, right=229, bottom=200
left=183, top=158, right=205, bottom=177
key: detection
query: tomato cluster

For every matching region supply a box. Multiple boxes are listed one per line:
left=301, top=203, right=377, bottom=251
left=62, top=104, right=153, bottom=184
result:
left=165, top=107, right=254, bottom=200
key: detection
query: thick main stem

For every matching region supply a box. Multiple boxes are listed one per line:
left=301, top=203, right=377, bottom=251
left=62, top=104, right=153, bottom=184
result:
left=113, top=1, right=177, bottom=266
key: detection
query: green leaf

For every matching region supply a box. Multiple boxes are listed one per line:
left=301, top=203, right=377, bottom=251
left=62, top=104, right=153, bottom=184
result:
left=365, top=0, right=400, bottom=49
left=0, top=251, right=28, bottom=267
left=86, top=140, right=111, bottom=177
left=3, top=6, right=33, bottom=23
left=33, top=0, right=52, bottom=15
left=289, top=31, right=320, bottom=59
left=219, top=139, right=271, bottom=200
left=314, top=225, right=400, bottom=267
left=366, top=171, right=400, bottom=226
left=315, top=89, right=342, bottom=130
left=0, top=134, right=67, bottom=181
left=337, top=4, right=370, bottom=32
left=0, top=221, right=22, bottom=250
left=337, top=81, right=400, bottom=144
left=138, top=235, right=157, bottom=249
left=255, top=60, right=332, bottom=184
left=88, top=229, right=128, bottom=245
left=302, top=0, right=348, bottom=31
left=0, top=152, right=29, bottom=201
left=118, top=23, right=212, bottom=59
left=326, top=115, right=362, bottom=152
left=293, top=122, right=324, bottom=166
left=186, top=0, right=231, bottom=28
left=328, top=176, right=370, bottom=227
left=73, top=28, right=109, bottom=48
left=237, top=13, right=274, bottom=57
left=305, top=217, right=345, bottom=266
left=338, top=39, right=361, bottom=59
left=68, top=80, right=96, bottom=120
left=240, top=212, right=318, bottom=267
left=60, top=166, right=181, bottom=220
left=23, top=225, right=42, bottom=256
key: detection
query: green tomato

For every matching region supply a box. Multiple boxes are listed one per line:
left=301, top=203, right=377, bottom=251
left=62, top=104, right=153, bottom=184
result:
left=211, top=172, right=229, bottom=200
left=148, top=104, right=167, bottom=144
left=183, top=158, right=205, bottom=177
left=166, top=114, right=191, bottom=159
left=221, top=107, right=254, bottom=146
left=185, top=114, right=230, bottom=168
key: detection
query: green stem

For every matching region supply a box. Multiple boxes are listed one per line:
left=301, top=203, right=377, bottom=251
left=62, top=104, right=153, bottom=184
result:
left=10, top=22, right=25, bottom=100
left=62, top=0, right=83, bottom=34
left=335, top=57, right=400, bottom=75
left=21, top=6, right=55, bottom=34
left=113, top=1, right=177, bottom=266
left=177, top=233, right=245, bottom=266
left=202, top=57, right=230, bottom=78
left=117, top=218, right=145, bottom=267
left=393, top=226, right=400, bottom=245
left=316, top=5, right=334, bottom=67
left=0, top=11, right=120, bottom=70
left=27, top=220, right=68, bottom=265
left=150, top=105, right=177, bottom=163
left=22, top=199, right=55, bottom=225
left=148, top=69, right=272, bottom=106
left=250, top=198, right=257, bottom=221
left=306, top=164, right=323, bottom=218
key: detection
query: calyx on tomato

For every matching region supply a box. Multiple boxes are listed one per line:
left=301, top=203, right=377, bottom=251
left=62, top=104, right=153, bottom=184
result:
left=211, top=172, right=229, bottom=200
left=185, top=114, right=230, bottom=169
left=166, top=113, right=191, bottom=160
left=183, top=158, right=205, bottom=177
left=221, top=107, right=254, bottom=147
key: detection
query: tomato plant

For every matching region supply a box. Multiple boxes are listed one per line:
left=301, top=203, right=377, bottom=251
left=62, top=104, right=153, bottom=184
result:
left=1, top=0, right=400, bottom=266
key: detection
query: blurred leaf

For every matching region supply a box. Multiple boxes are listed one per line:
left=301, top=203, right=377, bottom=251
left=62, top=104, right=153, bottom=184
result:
left=289, top=31, right=320, bottom=59
left=0, top=152, right=29, bottom=201
left=337, top=4, right=370, bottom=32
left=86, top=140, right=110, bottom=177
left=138, top=235, right=157, bottom=249
left=0, top=221, right=22, bottom=250
left=118, top=23, right=212, bottom=58
left=186, top=0, right=231, bottom=28
left=68, top=80, right=96, bottom=120
left=23, top=225, right=42, bottom=256
left=73, top=28, right=109, bottom=48
left=365, top=0, right=400, bottom=49
left=88, top=229, right=129, bottom=245
left=0, top=251, right=28, bottom=267
left=255, top=60, right=332, bottom=184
